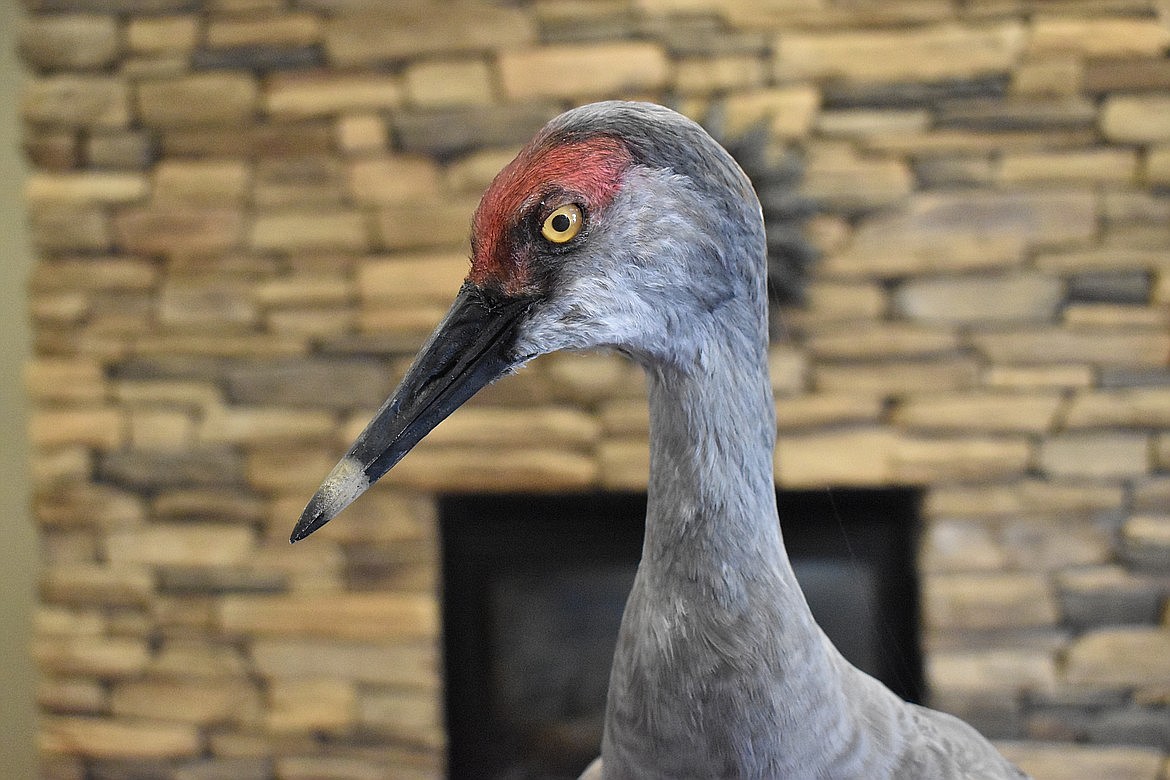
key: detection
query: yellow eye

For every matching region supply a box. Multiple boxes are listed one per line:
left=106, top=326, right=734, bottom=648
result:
left=541, top=204, right=583, bottom=244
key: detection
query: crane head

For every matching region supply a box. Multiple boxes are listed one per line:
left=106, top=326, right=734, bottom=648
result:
left=291, top=101, right=765, bottom=542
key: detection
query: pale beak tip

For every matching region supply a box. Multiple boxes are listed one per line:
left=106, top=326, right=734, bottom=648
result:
left=290, top=456, right=371, bottom=543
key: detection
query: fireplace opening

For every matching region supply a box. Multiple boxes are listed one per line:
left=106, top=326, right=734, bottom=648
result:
left=439, top=488, right=923, bottom=780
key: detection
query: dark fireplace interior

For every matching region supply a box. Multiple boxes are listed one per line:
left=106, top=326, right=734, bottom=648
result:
left=440, top=488, right=923, bottom=780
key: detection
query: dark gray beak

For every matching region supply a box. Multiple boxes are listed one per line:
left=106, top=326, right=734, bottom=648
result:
left=290, top=283, right=537, bottom=542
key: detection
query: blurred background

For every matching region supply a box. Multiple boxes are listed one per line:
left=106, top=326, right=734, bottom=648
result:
left=9, top=1, right=1170, bottom=779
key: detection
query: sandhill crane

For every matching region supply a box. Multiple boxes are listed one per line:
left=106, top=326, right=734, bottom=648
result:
left=292, top=101, right=1028, bottom=779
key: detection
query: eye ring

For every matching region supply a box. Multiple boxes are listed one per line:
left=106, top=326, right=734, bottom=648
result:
left=540, top=203, right=584, bottom=244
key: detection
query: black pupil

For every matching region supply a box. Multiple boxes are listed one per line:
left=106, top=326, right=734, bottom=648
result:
left=551, top=213, right=571, bottom=233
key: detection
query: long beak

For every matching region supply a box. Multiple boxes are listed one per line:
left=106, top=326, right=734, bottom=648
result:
left=290, top=283, right=538, bottom=542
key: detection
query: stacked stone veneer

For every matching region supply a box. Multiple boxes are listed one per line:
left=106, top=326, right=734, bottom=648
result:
left=18, top=1, right=1170, bottom=778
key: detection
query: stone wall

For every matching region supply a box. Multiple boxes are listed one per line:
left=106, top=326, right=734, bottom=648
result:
left=18, top=1, right=1170, bottom=778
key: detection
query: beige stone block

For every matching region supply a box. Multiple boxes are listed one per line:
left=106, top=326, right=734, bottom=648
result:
left=1065, top=627, right=1170, bottom=688
left=25, top=359, right=105, bottom=403
left=1148, top=146, right=1170, bottom=187
left=265, top=73, right=403, bottom=117
left=127, top=408, right=195, bottom=452
left=998, top=149, right=1137, bottom=185
left=599, top=400, right=649, bottom=437
left=200, top=406, right=336, bottom=445
left=127, top=16, right=199, bottom=53
left=268, top=678, right=356, bottom=733
left=972, top=327, right=1170, bottom=367
left=358, top=253, right=468, bottom=305
left=31, top=257, right=157, bottom=293
left=252, top=639, right=439, bottom=688
left=894, top=435, right=1031, bottom=482
left=807, top=323, right=958, bottom=360
left=207, top=13, right=322, bottom=48
left=246, top=445, right=335, bottom=492
left=444, top=148, right=523, bottom=195
left=1034, top=247, right=1170, bottom=274
left=336, top=113, right=388, bottom=154
left=1123, top=515, right=1170, bottom=571
left=1030, top=16, right=1170, bottom=57
left=220, top=593, right=438, bottom=642
left=326, top=5, right=534, bottom=64
left=925, top=573, right=1057, bottom=631
left=404, top=59, right=495, bottom=107
left=22, top=75, right=130, bottom=128
left=358, top=686, right=442, bottom=746
left=999, top=743, right=1164, bottom=780
left=721, top=86, right=820, bottom=140
left=409, top=407, right=599, bottom=451
left=775, top=428, right=899, bottom=487
left=34, top=483, right=145, bottom=529
left=105, top=524, right=255, bottom=567
left=253, top=276, right=351, bottom=308
left=926, top=481, right=1124, bottom=520
left=675, top=55, right=767, bottom=95
left=159, top=274, right=258, bottom=329
left=138, top=74, right=258, bottom=128
left=41, top=565, right=153, bottom=607
left=775, top=23, right=1025, bottom=83
left=543, top=351, right=644, bottom=404
left=597, top=439, right=649, bottom=490
left=374, top=199, right=479, bottom=250
left=148, top=640, right=249, bottom=680
left=894, top=392, right=1062, bottom=434
left=38, top=677, right=107, bottom=715
left=1066, top=388, right=1170, bottom=429
left=1040, top=432, right=1150, bottom=479
left=816, top=109, right=931, bottom=139
left=385, top=448, right=598, bottom=492
left=41, top=717, right=200, bottom=759
left=775, top=394, right=884, bottom=429
left=801, top=281, right=886, bottom=321
left=348, top=156, right=441, bottom=205
left=894, top=272, right=1062, bottom=324
left=1102, top=95, right=1170, bottom=143
left=1012, top=55, right=1081, bottom=96
left=19, top=14, right=120, bottom=70
left=26, top=172, right=147, bottom=206
left=29, top=408, right=123, bottom=450
left=250, top=210, right=368, bottom=252
left=922, top=518, right=1008, bottom=573
left=253, top=155, right=344, bottom=208
left=814, top=359, right=980, bottom=396
left=1063, top=304, right=1169, bottom=329
left=34, top=636, right=149, bottom=678
left=112, top=680, right=262, bottom=726
left=154, top=160, right=250, bottom=204
left=928, top=649, right=1057, bottom=694
left=115, top=207, right=244, bottom=256
left=29, top=206, right=111, bottom=252
left=499, top=42, right=669, bottom=100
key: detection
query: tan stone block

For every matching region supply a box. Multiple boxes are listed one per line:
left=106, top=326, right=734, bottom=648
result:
left=411, top=407, right=599, bottom=450
left=1102, top=95, right=1170, bottom=143
left=159, top=274, right=258, bottom=328
left=41, top=565, right=153, bottom=607
left=31, top=256, right=157, bottom=292
left=814, top=359, right=980, bottom=396
left=29, top=408, right=123, bottom=450
left=34, top=636, right=149, bottom=678
left=598, top=439, right=649, bottom=490
left=775, top=394, right=884, bottom=429
left=1012, top=55, right=1081, bottom=96
left=265, top=72, right=403, bottom=117
left=245, top=445, right=335, bottom=492
left=1040, top=432, right=1150, bottom=479
left=326, top=5, right=534, bottom=64
left=115, top=380, right=221, bottom=408
left=25, top=359, right=105, bottom=403
left=1065, top=627, right=1170, bottom=688
left=348, top=156, right=441, bottom=205
left=22, top=75, right=130, bottom=128
left=1066, top=388, right=1170, bottom=429
left=358, top=253, right=468, bottom=305
left=925, top=573, right=1057, bottom=631
left=153, top=160, right=250, bottom=204
left=444, top=148, right=523, bottom=195
left=112, top=680, right=262, bottom=726
left=126, top=408, right=196, bottom=452
left=220, top=593, right=438, bottom=642
left=999, top=743, right=1164, bottom=780
left=894, top=435, right=1031, bottom=482
left=404, top=58, right=495, bottom=107
left=721, top=85, right=820, bottom=140
left=268, top=678, right=356, bottom=733
left=38, top=677, right=107, bottom=715
left=675, top=55, right=767, bottom=94
left=384, top=448, right=598, bottom=492
left=804, top=146, right=913, bottom=211
left=35, top=606, right=104, bottom=638
left=34, top=483, right=146, bottom=529
left=922, top=518, right=1008, bottom=573
left=972, top=327, right=1170, bottom=367
left=200, top=406, right=336, bottom=445
left=801, top=281, right=886, bottom=321
left=30, top=207, right=111, bottom=252
left=148, top=640, right=249, bottom=681
left=207, top=13, right=322, bottom=48
left=41, top=717, right=200, bottom=759
left=1030, top=16, right=1170, bottom=57
left=775, top=428, right=899, bottom=487
left=816, top=109, right=931, bottom=139
left=358, top=686, right=442, bottom=746
left=1148, top=146, right=1170, bottom=187
left=541, top=351, right=643, bottom=404
left=105, top=524, right=255, bottom=567
left=374, top=199, right=478, bottom=250
left=138, top=74, right=258, bottom=128
left=335, top=115, right=386, bottom=158
left=252, top=638, right=439, bottom=688
left=253, top=155, right=344, bottom=208
left=499, top=42, right=669, bottom=100
left=127, top=16, right=199, bottom=53
left=894, top=272, right=1063, bottom=324
left=1063, top=304, right=1169, bottom=329
left=19, top=14, right=120, bottom=70
left=926, top=480, right=1124, bottom=520
left=807, top=323, right=958, bottom=360
left=775, top=23, right=1025, bottom=83
left=253, top=276, right=351, bottom=308
left=250, top=210, right=368, bottom=252
left=928, top=649, right=1057, bottom=694
left=999, top=149, right=1137, bottom=185
left=1123, top=515, right=1170, bottom=572
left=26, top=172, right=148, bottom=206
left=894, top=392, right=1062, bottom=434
left=1034, top=247, right=1170, bottom=274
